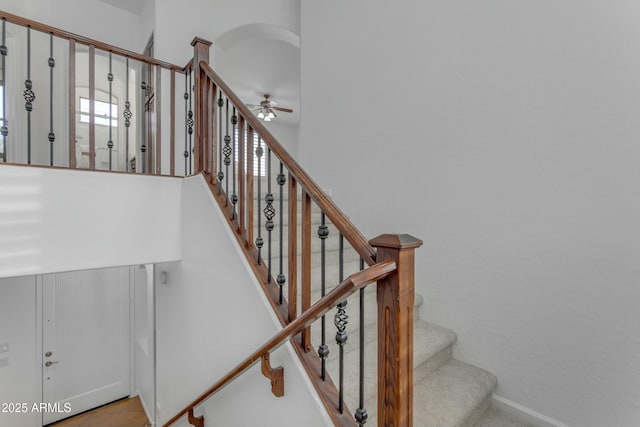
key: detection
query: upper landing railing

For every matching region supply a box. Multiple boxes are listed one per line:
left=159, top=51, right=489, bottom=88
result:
left=0, top=10, right=195, bottom=175
left=0, top=10, right=422, bottom=427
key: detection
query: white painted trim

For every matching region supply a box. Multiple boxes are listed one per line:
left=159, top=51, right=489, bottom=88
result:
left=493, top=395, right=572, bottom=427
left=149, top=263, right=157, bottom=427
left=129, top=266, right=136, bottom=398
left=35, top=276, right=44, bottom=427
left=137, top=390, right=153, bottom=427
left=194, top=175, right=333, bottom=427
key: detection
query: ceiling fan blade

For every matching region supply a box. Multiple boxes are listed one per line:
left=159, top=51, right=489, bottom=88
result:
left=246, top=104, right=261, bottom=109
left=273, top=106, right=293, bottom=113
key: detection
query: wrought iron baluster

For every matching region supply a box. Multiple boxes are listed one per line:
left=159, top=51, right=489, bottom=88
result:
left=231, top=107, right=238, bottom=218
left=124, top=58, right=131, bottom=172
left=1, top=18, right=7, bottom=162
left=276, top=162, right=286, bottom=303
left=140, top=80, right=147, bottom=173
left=335, top=297, right=348, bottom=414
left=107, top=51, right=113, bottom=170
left=255, top=136, right=264, bottom=264
left=223, top=98, right=231, bottom=205
left=355, top=256, right=368, bottom=426
left=264, top=148, right=275, bottom=282
left=217, top=90, right=224, bottom=191
left=183, top=70, right=188, bottom=175
left=188, top=68, right=193, bottom=175
left=24, top=26, right=35, bottom=164
left=48, top=33, right=55, bottom=166
left=317, top=211, right=330, bottom=380
left=336, top=232, right=347, bottom=413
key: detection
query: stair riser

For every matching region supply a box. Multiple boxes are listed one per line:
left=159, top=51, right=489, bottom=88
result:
left=413, top=346, right=453, bottom=383
left=467, top=394, right=493, bottom=427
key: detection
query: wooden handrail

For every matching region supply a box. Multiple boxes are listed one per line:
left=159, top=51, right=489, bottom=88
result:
left=162, top=259, right=396, bottom=427
left=0, top=10, right=187, bottom=71
left=199, top=61, right=377, bottom=266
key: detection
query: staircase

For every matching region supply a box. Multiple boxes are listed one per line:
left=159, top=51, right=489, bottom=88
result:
left=0, top=10, right=535, bottom=425
left=255, top=187, right=530, bottom=427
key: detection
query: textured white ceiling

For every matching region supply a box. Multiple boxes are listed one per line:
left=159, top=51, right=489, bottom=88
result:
left=98, top=0, right=146, bottom=15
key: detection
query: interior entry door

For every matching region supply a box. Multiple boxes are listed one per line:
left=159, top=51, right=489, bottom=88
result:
left=42, top=267, right=131, bottom=425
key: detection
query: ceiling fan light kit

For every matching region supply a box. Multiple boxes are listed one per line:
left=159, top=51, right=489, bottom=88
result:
left=248, top=94, right=293, bottom=122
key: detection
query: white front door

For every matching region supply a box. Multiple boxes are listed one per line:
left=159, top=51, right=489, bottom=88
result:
left=42, top=267, right=131, bottom=425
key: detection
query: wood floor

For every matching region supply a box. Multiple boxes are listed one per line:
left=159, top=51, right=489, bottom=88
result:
left=47, top=396, right=150, bottom=427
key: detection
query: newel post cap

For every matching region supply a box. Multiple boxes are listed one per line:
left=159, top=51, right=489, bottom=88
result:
left=191, top=37, right=213, bottom=47
left=369, top=234, right=423, bottom=250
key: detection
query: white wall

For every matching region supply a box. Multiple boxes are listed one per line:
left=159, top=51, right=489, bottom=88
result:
left=0, top=0, right=145, bottom=53
left=153, top=0, right=300, bottom=67
left=0, top=276, right=39, bottom=427
left=0, top=165, right=181, bottom=278
left=151, top=0, right=301, bottom=179
left=300, top=2, right=640, bottom=427
left=264, top=121, right=299, bottom=159
left=155, top=175, right=330, bottom=427
left=133, top=264, right=155, bottom=423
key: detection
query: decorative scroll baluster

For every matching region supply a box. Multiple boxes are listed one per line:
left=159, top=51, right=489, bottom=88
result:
left=216, top=91, right=224, bottom=191
left=317, top=212, right=330, bottom=380
left=47, top=33, right=55, bottom=166
left=183, top=70, right=188, bottom=175
left=335, top=297, right=348, bottom=414
left=1, top=18, right=7, bottom=162
left=140, top=80, right=147, bottom=173
left=107, top=51, right=113, bottom=170
left=276, top=162, right=286, bottom=304
left=264, top=148, right=275, bottom=282
left=188, top=69, right=193, bottom=175
left=336, top=232, right=348, bottom=413
left=223, top=99, right=231, bottom=205
left=255, top=136, right=264, bottom=264
left=355, top=256, right=368, bottom=426
left=231, top=107, right=238, bottom=218
left=124, top=58, right=131, bottom=172
left=24, top=26, right=35, bottom=164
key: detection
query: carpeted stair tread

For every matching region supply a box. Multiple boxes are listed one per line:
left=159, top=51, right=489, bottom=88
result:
left=412, top=359, right=497, bottom=427
left=320, top=320, right=458, bottom=420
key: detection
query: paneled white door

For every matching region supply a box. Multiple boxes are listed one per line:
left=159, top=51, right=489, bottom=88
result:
left=42, top=267, right=130, bottom=425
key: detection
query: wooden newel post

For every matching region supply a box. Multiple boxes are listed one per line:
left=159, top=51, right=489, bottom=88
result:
left=370, top=233, right=423, bottom=427
left=191, top=37, right=212, bottom=174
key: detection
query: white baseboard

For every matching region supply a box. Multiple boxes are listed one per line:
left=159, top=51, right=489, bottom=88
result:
left=493, top=395, right=572, bottom=427
left=135, top=391, right=154, bottom=426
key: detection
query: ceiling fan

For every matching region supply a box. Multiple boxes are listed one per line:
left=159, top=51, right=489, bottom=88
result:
left=247, top=94, right=293, bottom=122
